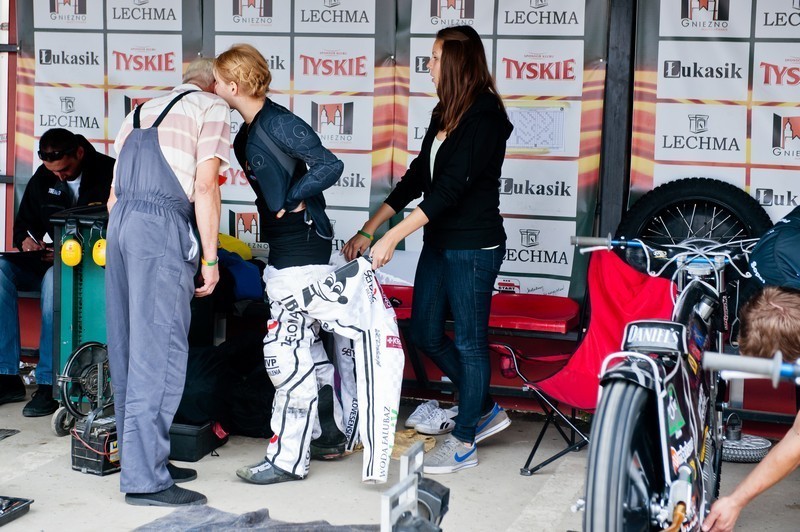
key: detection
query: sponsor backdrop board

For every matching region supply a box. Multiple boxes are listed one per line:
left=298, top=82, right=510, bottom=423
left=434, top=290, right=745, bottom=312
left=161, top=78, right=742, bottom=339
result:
left=11, top=0, right=611, bottom=301
left=396, top=0, right=609, bottom=298
left=630, top=0, right=800, bottom=222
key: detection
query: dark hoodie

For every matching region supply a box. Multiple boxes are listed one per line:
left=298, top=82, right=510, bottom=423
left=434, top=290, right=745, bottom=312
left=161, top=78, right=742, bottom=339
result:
left=13, top=135, right=114, bottom=250
left=385, top=92, right=512, bottom=249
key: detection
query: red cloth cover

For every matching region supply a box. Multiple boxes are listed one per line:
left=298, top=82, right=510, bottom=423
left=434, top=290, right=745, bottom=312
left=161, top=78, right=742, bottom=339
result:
left=535, top=250, right=675, bottom=410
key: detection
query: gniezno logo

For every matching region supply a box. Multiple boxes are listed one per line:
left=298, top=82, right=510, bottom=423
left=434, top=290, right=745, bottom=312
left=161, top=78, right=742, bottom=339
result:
left=300, top=0, right=369, bottom=24
left=502, top=0, right=580, bottom=26
left=681, top=0, right=730, bottom=28
left=762, top=1, right=800, bottom=27
left=662, top=114, right=741, bottom=152
left=300, top=51, right=367, bottom=77
left=773, top=115, right=800, bottom=157
left=431, top=0, right=474, bottom=25
left=499, top=178, right=572, bottom=197
left=39, top=49, right=100, bottom=66
left=50, top=0, right=87, bottom=20
left=311, top=102, right=354, bottom=142
left=124, top=96, right=152, bottom=116
left=233, top=0, right=273, bottom=22
left=504, top=229, right=569, bottom=265
left=662, top=60, right=742, bottom=79
left=40, top=96, right=99, bottom=129
left=230, top=212, right=261, bottom=242
left=111, top=0, right=177, bottom=21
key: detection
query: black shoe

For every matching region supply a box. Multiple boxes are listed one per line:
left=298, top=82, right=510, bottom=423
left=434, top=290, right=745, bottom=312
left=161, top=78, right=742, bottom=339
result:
left=125, top=484, right=207, bottom=507
left=22, top=385, right=58, bottom=417
left=236, top=459, right=302, bottom=485
left=167, top=463, right=197, bottom=483
left=0, top=375, right=26, bottom=406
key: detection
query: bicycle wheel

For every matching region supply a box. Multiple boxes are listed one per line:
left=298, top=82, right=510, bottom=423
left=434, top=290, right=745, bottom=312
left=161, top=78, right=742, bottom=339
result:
left=616, top=178, right=772, bottom=245
left=584, top=380, right=662, bottom=531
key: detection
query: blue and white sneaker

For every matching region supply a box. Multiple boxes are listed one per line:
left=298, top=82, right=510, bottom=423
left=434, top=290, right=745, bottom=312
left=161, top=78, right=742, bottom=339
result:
left=415, top=406, right=458, bottom=435
left=475, top=403, right=511, bottom=443
left=423, top=436, right=478, bottom=474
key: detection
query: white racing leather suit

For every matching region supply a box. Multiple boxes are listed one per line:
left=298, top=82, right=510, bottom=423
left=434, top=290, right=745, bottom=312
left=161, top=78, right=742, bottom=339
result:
left=264, top=257, right=404, bottom=483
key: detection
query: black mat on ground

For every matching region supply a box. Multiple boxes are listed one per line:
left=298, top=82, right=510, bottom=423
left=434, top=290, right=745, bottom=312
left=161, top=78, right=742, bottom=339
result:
left=135, top=506, right=379, bottom=531
left=0, top=429, right=19, bottom=442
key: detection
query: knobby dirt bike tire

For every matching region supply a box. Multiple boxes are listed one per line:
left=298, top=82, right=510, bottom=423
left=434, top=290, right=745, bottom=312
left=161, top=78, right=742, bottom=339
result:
left=615, top=177, right=773, bottom=322
left=584, top=381, right=662, bottom=531
left=615, top=177, right=772, bottom=245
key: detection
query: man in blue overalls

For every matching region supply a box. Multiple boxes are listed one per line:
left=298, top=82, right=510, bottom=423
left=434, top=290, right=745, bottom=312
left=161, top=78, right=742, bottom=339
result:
left=106, top=60, right=230, bottom=507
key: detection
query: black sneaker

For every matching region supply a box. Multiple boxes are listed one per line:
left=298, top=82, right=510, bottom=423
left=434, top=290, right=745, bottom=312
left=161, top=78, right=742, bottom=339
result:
left=0, top=374, right=26, bottom=406
left=167, top=463, right=197, bottom=483
left=22, top=385, right=59, bottom=417
left=125, top=484, right=207, bottom=507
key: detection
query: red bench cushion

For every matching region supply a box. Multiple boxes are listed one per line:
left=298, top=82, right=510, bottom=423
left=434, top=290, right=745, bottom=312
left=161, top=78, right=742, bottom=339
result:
left=489, top=293, right=580, bottom=334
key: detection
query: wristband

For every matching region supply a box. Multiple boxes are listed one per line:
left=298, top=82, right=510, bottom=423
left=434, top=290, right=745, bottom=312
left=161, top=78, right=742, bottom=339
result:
left=357, top=229, right=374, bottom=241
left=201, top=256, right=218, bottom=266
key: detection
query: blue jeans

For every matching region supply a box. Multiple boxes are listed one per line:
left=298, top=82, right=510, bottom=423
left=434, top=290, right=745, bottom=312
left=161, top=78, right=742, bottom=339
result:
left=411, top=244, right=504, bottom=444
left=0, top=259, right=54, bottom=385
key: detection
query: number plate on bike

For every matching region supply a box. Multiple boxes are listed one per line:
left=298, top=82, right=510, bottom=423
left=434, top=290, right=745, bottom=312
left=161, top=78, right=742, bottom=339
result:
left=622, top=320, right=687, bottom=354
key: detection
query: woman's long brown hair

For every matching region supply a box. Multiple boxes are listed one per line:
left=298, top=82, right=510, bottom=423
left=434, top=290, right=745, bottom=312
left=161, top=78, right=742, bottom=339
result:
left=433, top=26, right=506, bottom=134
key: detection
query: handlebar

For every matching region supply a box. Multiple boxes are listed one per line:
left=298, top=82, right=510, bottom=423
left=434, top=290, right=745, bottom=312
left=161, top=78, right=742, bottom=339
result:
left=570, top=235, right=614, bottom=248
left=703, top=351, right=800, bottom=388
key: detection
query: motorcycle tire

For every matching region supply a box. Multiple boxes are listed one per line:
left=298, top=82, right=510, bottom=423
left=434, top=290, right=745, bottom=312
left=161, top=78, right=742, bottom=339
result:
left=615, top=177, right=772, bottom=245
left=615, top=178, right=773, bottom=319
left=722, top=434, right=772, bottom=463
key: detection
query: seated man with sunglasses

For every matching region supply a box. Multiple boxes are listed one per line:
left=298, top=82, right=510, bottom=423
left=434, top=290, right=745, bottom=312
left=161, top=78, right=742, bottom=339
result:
left=0, top=128, right=114, bottom=417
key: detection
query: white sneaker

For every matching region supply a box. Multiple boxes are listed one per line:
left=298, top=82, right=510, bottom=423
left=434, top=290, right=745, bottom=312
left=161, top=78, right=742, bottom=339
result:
left=405, top=400, right=440, bottom=429
left=415, top=407, right=458, bottom=435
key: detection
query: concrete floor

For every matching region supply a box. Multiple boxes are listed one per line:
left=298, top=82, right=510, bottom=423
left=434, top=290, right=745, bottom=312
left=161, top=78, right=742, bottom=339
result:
left=1, top=391, right=799, bottom=531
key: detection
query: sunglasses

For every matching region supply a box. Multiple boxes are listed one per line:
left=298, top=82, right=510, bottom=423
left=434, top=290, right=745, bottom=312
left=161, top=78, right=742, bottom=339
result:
left=38, top=147, right=76, bottom=162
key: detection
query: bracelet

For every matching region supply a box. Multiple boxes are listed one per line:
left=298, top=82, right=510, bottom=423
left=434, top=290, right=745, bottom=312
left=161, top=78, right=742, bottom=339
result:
left=201, top=256, right=218, bottom=266
left=357, top=229, right=374, bottom=241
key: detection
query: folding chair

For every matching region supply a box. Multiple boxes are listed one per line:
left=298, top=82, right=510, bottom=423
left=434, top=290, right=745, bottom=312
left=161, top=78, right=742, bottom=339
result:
left=489, top=250, right=675, bottom=476
left=487, top=293, right=588, bottom=476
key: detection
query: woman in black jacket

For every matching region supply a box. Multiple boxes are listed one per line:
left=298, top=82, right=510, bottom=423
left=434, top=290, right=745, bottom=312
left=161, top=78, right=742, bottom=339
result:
left=343, top=25, right=513, bottom=474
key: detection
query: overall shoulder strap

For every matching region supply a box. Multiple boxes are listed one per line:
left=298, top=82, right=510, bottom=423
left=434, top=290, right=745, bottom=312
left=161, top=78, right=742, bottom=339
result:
left=151, top=90, right=199, bottom=128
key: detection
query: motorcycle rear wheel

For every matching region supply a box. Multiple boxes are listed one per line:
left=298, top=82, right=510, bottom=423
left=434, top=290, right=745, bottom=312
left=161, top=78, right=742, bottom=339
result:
left=616, top=178, right=772, bottom=245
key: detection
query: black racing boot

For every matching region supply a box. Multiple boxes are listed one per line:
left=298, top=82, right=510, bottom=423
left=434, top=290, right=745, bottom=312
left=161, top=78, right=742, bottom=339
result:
left=310, top=385, right=347, bottom=460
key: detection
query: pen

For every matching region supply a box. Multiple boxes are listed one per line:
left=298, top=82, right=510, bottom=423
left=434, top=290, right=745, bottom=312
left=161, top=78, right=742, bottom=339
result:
left=26, top=230, right=41, bottom=247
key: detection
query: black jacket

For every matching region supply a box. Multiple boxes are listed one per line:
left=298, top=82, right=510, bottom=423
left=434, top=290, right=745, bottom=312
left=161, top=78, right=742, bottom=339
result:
left=385, top=93, right=512, bottom=249
left=13, top=136, right=114, bottom=249
left=241, top=98, right=343, bottom=240
left=749, top=206, right=800, bottom=289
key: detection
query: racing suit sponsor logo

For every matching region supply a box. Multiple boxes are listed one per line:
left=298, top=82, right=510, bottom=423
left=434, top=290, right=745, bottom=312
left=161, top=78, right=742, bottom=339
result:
left=386, top=336, right=402, bottom=349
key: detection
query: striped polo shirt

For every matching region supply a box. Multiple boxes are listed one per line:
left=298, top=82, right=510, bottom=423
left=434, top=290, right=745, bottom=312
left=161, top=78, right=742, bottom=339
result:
left=114, top=83, right=231, bottom=201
